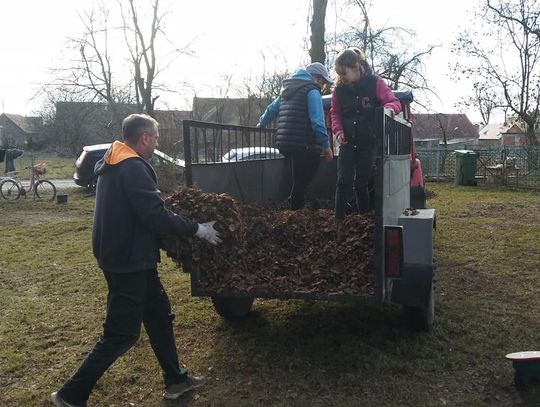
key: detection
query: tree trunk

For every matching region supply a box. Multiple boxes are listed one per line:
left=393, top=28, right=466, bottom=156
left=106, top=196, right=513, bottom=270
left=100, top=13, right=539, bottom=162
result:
left=310, top=0, right=328, bottom=63
left=526, top=123, right=538, bottom=146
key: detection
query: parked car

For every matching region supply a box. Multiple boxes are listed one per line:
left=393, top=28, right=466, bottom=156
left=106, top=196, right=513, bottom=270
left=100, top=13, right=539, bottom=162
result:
left=74, top=143, right=185, bottom=192
left=221, top=147, right=283, bottom=162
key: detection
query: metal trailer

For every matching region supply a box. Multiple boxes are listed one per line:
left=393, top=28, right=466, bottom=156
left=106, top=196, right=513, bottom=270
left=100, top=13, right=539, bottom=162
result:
left=181, top=108, right=435, bottom=331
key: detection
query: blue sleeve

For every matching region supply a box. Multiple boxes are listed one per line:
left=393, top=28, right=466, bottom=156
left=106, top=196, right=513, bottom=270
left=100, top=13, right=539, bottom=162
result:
left=307, top=89, right=330, bottom=149
left=258, top=96, right=281, bottom=127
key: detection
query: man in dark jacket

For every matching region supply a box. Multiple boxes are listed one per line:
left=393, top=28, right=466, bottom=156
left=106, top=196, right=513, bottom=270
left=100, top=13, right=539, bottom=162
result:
left=257, top=62, right=334, bottom=210
left=4, top=148, right=24, bottom=173
left=51, top=114, right=220, bottom=407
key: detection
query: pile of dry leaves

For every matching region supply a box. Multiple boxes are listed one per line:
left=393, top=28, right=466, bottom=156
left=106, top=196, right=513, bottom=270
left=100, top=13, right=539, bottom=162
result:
left=161, top=187, right=375, bottom=296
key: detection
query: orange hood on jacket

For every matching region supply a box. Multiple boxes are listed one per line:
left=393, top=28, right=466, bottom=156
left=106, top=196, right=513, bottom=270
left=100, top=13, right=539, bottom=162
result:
left=94, top=141, right=145, bottom=177
left=105, top=141, right=139, bottom=165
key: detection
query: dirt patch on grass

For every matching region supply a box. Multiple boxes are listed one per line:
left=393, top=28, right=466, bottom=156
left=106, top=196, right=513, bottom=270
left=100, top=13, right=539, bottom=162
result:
left=458, top=201, right=540, bottom=222
left=0, top=210, right=81, bottom=226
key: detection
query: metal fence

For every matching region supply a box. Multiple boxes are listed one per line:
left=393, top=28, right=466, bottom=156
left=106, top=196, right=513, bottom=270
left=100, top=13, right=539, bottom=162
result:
left=182, top=120, right=277, bottom=164
left=383, top=113, right=411, bottom=156
left=182, top=120, right=279, bottom=187
left=417, top=146, right=540, bottom=190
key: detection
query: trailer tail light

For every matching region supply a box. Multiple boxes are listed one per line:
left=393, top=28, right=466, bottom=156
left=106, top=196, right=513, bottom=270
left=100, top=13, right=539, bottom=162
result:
left=385, top=226, right=404, bottom=278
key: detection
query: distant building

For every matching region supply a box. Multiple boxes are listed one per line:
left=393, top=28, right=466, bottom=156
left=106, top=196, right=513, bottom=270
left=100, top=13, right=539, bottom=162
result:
left=411, top=113, right=479, bottom=149
left=505, top=115, right=540, bottom=144
left=478, top=123, right=506, bottom=147
left=192, top=96, right=270, bottom=126
left=53, top=102, right=190, bottom=155
left=0, top=113, right=43, bottom=148
left=414, top=138, right=441, bottom=149
left=506, top=115, right=539, bottom=134
left=502, top=125, right=528, bottom=146
left=478, top=123, right=527, bottom=147
left=152, top=109, right=191, bottom=152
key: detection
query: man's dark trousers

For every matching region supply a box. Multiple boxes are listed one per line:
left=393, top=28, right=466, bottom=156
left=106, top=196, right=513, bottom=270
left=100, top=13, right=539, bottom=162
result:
left=289, top=150, right=321, bottom=210
left=57, top=268, right=187, bottom=405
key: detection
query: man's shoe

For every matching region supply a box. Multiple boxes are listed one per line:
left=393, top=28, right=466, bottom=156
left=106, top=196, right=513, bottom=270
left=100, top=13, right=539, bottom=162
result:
left=50, top=392, right=85, bottom=407
left=163, top=375, right=205, bottom=400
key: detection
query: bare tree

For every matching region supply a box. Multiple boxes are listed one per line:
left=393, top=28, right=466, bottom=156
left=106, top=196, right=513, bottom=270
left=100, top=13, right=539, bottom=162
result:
left=50, top=0, right=189, bottom=116
left=328, top=0, right=436, bottom=102
left=35, top=87, right=114, bottom=155
left=257, top=68, right=289, bottom=102
left=456, top=81, right=503, bottom=125
left=377, top=46, right=436, bottom=92
left=234, top=65, right=290, bottom=127
left=487, top=0, right=540, bottom=39
left=310, top=0, right=328, bottom=63
left=39, top=0, right=192, bottom=153
left=50, top=2, right=133, bottom=130
left=453, top=0, right=540, bottom=144
left=433, top=113, right=450, bottom=146
left=190, top=74, right=233, bottom=124
left=214, top=74, right=233, bottom=124
left=121, top=0, right=162, bottom=116
left=124, top=0, right=193, bottom=117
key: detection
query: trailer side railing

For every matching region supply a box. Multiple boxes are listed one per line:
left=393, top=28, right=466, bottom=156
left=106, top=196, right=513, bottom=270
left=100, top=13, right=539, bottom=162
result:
left=183, top=120, right=277, bottom=187
left=375, top=108, right=412, bottom=302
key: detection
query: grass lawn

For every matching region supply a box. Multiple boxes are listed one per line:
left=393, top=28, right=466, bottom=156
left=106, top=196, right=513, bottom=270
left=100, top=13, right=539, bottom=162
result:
left=0, top=183, right=539, bottom=406
left=6, top=155, right=75, bottom=179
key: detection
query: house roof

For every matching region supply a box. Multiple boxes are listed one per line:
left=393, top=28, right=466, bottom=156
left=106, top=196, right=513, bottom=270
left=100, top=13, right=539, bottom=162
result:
left=411, top=113, right=478, bottom=141
left=192, top=96, right=270, bottom=125
left=479, top=124, right=506, bottom=140
left=54, top=102, right=190, bottom=130
left=478, top=123, right=525, bottom=140
left=0, top=113, right=42, bottom=134
left=153, top=110, right=191, bottom=129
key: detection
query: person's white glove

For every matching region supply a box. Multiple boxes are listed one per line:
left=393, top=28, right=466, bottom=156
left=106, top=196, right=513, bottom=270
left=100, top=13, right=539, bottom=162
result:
left=195, top=221, right=222, bottom=245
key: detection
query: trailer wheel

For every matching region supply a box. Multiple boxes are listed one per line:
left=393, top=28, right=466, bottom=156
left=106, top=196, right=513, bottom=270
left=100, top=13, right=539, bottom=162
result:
left=211, top=296, right=254, bottom=320
left=404, top=283, right=434, bottom=331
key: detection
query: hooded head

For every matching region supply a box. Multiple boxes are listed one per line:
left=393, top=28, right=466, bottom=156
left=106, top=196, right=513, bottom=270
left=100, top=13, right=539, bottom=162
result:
left=305, top=62, right=333, bottom=87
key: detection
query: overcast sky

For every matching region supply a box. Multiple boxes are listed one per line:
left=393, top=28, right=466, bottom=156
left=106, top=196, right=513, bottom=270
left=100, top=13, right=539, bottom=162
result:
left=0, top=0, right=487, bottom=123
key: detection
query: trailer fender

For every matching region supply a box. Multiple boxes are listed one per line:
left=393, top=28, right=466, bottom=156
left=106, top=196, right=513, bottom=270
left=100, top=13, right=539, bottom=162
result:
left=391, top=263, right=433, bottom=308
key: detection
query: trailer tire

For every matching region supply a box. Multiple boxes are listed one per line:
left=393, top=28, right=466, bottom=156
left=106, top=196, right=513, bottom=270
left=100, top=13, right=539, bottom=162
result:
left=211, top=296, right=254, bottom=320
left=404, top=283, right=434, bottom=331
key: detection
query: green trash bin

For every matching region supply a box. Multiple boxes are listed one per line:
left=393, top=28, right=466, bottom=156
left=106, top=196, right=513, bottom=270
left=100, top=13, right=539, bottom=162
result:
left=454, top=150, right=479, bottom=186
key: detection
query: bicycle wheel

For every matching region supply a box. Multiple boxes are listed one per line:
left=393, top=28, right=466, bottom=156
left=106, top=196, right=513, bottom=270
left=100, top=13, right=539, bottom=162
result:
left=0, top=179, right=21, bottom=200
left=35, top=180, right=57, bottom=201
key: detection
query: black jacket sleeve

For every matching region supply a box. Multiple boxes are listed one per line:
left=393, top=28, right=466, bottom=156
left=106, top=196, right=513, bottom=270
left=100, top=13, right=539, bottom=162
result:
left=120, top=159, right=198, bottom=237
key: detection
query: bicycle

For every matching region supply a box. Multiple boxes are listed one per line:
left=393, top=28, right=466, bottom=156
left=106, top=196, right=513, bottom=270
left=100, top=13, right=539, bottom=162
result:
left=0, top=162, right=57, bottom=201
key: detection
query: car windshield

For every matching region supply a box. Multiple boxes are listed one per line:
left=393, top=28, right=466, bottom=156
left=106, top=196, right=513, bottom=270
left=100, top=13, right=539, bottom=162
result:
left=238, top=149, right=258, bottom=160
left=222, top=151, right=237, bottom=161
left=222, top=148, right=282, bottom=162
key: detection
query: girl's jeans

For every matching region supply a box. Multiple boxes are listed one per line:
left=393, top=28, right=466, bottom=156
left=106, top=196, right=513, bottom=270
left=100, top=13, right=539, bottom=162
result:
left=335, top=144, right=375, bottom=219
